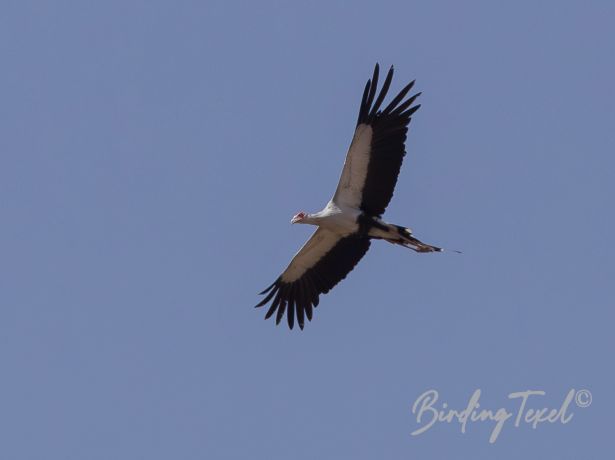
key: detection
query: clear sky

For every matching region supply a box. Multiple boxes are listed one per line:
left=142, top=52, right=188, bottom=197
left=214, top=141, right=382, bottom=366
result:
left=1, top=1, right=613, bottom=458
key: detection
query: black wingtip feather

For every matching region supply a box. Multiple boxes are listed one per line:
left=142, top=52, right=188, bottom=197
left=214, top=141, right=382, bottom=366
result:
left=296, top=279, right=307, bottom=329
left=400, top=104, right=421, bottom=118
left=287, top=302, right=295, bottom=330
left=390, top=92, right=421, bottom=116
left=255, top=284, right=278, bottom=308
left=264, top=292, right=282, bottom=319
left=275, top=300, right=287, bottom=324
left=369, top=65, right=394, bottom=119
left=364, top=64, right=380, bottom=117
left=382, top=79, right=416, bottom=115
left=357, top=79, right=371, bottom=125
left=304, top=300, right=313, bottom=322
left=284, top=285, right=296, bottom=326
left=258, top=280, right=277, bottom=295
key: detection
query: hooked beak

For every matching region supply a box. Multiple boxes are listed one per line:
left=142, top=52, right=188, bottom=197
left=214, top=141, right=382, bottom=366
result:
left=291, top=216, right=301, bottom=224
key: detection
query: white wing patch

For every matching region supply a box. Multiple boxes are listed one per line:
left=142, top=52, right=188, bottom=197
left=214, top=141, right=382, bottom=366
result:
left=332, top=124, right=373, bottom=209
left=281, top=228, right=341, bottom=282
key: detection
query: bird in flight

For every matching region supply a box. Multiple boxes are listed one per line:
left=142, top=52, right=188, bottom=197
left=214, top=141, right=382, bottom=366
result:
left=256, top=64, right=443, bottom=330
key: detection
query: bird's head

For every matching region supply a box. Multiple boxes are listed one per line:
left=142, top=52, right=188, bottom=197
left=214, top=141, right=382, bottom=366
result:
left=291, top=211, right=307, bottom=224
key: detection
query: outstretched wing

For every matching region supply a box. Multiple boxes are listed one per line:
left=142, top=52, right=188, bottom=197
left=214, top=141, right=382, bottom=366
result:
left=255, top=228, right=371, bottom=330
left=332, top=64, right=421, bottom=217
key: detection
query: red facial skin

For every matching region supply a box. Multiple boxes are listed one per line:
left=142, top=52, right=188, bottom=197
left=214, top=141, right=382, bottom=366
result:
left=291, top=211, right=306, bottom=224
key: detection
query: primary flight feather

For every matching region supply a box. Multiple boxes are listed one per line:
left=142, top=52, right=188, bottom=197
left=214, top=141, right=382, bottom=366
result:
left=256, top=64, right=442, bottom=330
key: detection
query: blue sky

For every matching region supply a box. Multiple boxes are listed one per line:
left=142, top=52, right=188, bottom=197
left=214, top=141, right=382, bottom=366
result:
left=1, top=1, right=613, bottom=458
